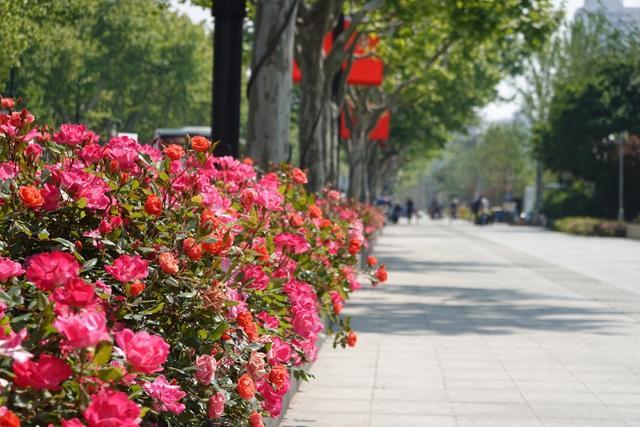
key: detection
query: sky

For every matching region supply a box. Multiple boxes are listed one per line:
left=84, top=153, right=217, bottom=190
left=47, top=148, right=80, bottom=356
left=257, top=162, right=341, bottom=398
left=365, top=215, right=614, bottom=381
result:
left=169, top=0, right=640, bottom=122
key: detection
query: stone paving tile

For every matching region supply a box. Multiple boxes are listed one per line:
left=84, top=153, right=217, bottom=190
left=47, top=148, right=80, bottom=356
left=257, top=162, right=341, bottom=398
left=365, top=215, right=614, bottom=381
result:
left=457, top=417, right=544, bottom=426
left=540, top=420, right=628, bottom=427
left=279, top=223, right=640, bottom=426
left=370, top=415, right=456, bottom=427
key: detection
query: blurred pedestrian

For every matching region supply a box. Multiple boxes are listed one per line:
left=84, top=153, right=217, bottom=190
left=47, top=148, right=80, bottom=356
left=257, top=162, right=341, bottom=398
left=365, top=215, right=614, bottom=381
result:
left=406, top=198, right=415, bottom=224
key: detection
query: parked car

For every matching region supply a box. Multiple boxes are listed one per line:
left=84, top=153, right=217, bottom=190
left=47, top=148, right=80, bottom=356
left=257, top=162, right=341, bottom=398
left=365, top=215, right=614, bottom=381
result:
left=153, top=126, right=211, bottom=147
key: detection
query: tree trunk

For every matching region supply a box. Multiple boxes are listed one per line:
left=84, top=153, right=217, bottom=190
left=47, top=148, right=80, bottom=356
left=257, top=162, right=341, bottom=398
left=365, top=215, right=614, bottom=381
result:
left=298, top=67, right=327, bottom=191
left=367, top=143, right=382, bottom=203
left=247, top=0, right=298, bottom=167
left=296, top=0, right=345, bottom=192
left=346, top=130, right=368, bottom=201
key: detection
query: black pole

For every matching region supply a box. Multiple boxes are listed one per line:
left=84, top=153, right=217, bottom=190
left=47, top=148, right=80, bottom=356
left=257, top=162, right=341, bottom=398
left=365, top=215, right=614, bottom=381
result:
left=211, top=0, right=246, bottom=158
left=332, top=13, right=345, bottom=187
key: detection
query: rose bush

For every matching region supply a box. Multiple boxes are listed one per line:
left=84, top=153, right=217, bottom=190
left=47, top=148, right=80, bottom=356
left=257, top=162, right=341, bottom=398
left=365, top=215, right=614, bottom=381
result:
left=0, top=97, right=385, bottom=426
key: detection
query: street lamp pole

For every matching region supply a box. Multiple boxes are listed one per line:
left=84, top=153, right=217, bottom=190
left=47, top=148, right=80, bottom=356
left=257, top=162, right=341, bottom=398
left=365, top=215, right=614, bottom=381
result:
left=618, top=132, right=626, bottom=221
left=211, top=0, right=247, bottom=158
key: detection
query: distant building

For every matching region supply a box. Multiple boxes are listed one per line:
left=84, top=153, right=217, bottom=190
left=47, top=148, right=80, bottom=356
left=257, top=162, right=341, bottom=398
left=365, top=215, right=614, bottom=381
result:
left=577, top=0, right=640, bottom=29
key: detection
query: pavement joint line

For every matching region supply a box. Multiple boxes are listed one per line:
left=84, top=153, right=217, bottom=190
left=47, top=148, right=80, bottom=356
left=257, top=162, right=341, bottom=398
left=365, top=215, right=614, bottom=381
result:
left=445, top=225, right=640, bottom=323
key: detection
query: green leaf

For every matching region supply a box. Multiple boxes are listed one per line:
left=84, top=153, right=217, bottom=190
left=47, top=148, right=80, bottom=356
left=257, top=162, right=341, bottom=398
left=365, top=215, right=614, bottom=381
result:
left=209, top=322, right=228, bottom=341
left=0, top=286, right=23, bottom=306
left=142, top=302, right=165, bottom=315
left=83, top=258, right=98, bottom=271
left=37, top=229, right=50, bottom=240
left=52, top=237, right=75, bottom=251
left=97, top=367, right=123, bottom=382
left=92, top=341, right=113, bottom=366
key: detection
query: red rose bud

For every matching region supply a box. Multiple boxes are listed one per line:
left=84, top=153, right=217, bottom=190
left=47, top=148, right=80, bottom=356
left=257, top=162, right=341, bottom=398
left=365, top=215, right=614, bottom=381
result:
left=347, top=331, right=357, bottom=347
left=375, top=265, right=388, bottom=283
left=128, top=281, right=145, bottom=297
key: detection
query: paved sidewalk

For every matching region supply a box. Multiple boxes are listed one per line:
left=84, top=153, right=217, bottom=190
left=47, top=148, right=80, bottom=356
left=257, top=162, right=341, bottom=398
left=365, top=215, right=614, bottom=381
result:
left=280, top=222, right=640, bottom=427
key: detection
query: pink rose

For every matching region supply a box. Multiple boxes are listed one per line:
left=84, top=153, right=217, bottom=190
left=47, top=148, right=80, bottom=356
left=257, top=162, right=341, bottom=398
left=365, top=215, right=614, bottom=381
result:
left=248, top=351, right=267, bottom=380
left=84, top=389, right=140, bottom=427
left=142, top=375, right=186, bottom=414
left=194, top=354, right=217, bottom=385
left=54, top=124, right=98, bottom=146
left=254, top=189, right=284, bottom=211
left=140, top=144, right=162, bottom=162
left=257, top=379, right=285, bottom=418
left=0, top=256, right=24, bottom=282
left=26, top=251, right=79, bottom=291
left=25, top=142, right=43, bottom=160
left=0, top=162, right=19, bottom=181
left=13, top=354, right=72, bottom=390
left=52, top=277, right=96, bottom=307
left=0, top=328, right=31, bottom=363
left=42, top=182, right=61, bottom=211
left=256, top=311, right=279, bottom=329
left=79, top=143, right=104, bottom=165
left=242, top=265, right=269, bottom=291
left=292, top=309, right=323, bottom=340
left=105, top=255, right=148, bottom=283
left=104, top=136, right=140, bottom=170
left=274, top=233, right=310, bottom=254
left=293, top=338, right=319, bottom=364
left=208, top=392, right=225, bottom=419
left=267, top=337, right=292, bottom=364
left=54, top=309, right=109, bottom=349
left=115, top=328, right=169, bottom=374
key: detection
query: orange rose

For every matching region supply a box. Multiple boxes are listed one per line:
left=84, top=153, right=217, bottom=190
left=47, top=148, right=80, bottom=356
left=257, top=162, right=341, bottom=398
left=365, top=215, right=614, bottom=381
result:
left=288, top=213, right=304, bottom=227
left=236, top=311, right=258, bottom=341
left=163, top=144, right=185, bottom=160
left=367, top=256, right=378, bottom=267
left=249, top=411, right=264, bottom=427
left=202, top=231, right=233, bottom=256
left=308, top=204, right=322, bottom=219
left=182, top=238, right=203, bottom=260
left=375, top=265, right=388, bottom=282
left=200, top=209, right=218, bottom=229
left=144, top=194, right=162, bottom=216
left=291, top=167, right=307, bottom=184
left=191, top=136, right=212, bottom=152
left=158, top=252, right=179, bottom=275
left=237, top=373, right=256, bottom=400
left=18, top=185, right=44, bottom=209
left=347, top=331, right=357, bottom=347
left=268, top=364, right=289, bottom=391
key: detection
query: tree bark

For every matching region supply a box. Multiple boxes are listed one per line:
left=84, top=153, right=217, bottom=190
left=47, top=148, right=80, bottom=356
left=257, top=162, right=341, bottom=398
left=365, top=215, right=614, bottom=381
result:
left=346, top=129, right=369, bottom=201
left=247, top=0, right=298, bottom=168
left=367, top=143, right=382, bottom=203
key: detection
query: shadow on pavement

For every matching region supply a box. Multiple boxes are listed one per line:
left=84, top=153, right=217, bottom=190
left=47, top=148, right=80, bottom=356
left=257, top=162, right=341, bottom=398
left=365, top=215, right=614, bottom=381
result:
left=348, top=283, right=622, bottom=336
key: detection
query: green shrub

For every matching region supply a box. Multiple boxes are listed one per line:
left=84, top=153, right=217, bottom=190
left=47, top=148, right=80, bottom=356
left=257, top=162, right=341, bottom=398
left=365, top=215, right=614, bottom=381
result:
left=553, top=216, right=626, bottom=237
left=543, top=180, right=597, bottom=220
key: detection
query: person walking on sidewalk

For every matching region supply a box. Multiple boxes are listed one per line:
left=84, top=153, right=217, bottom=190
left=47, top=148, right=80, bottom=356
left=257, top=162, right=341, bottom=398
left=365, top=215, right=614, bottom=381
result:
left=406, top=198, right=415, bottom=224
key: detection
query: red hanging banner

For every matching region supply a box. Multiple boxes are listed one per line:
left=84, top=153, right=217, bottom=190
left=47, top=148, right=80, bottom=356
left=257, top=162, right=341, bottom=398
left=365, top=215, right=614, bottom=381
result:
left=340, top=110, right=390, bottom=141
left=292, top=23, right=383, bottom=86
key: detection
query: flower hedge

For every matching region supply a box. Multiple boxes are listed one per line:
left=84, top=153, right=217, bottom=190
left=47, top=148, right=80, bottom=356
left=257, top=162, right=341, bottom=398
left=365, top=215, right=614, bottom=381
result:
left=0, top=97, right=386, bottom=426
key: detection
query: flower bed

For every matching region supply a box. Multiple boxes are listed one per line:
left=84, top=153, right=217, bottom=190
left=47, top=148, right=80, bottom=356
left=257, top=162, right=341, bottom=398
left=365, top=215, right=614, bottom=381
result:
left=0, top=97, right=385, bottom=426
left=552, top=216, right=626, bottom=237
